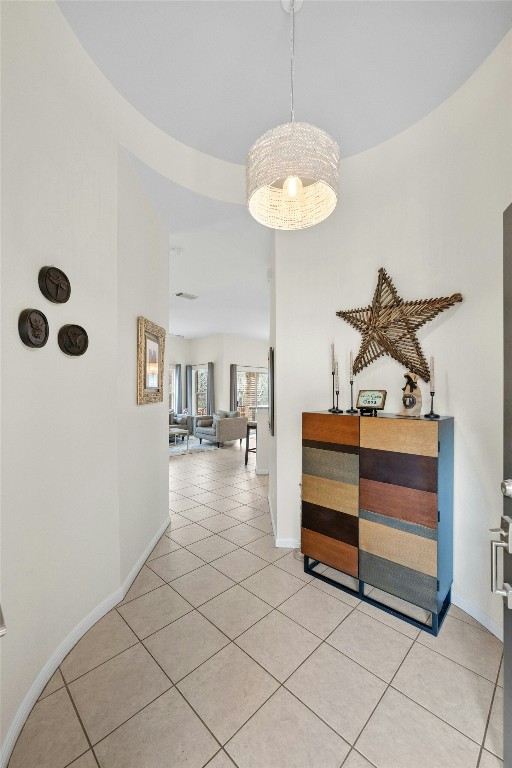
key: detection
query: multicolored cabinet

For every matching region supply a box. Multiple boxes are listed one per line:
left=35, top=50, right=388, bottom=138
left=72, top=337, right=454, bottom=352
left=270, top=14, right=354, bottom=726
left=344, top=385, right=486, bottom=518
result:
left=301, top=412, right=454, bottom=635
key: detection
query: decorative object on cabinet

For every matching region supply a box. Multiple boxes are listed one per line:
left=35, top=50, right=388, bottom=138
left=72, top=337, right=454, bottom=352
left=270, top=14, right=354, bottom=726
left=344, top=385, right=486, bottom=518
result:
left=336, top=267, right=462, bottom=381
left=397, top=372, right=422, bottom=418
left=18, top=308, right=49, bottom=348
left=137, top=316, right=166, bottom=405
left=38, top=266, right=71, bottom=303
left=328, top=345, right=343, bottom=413
left=301, top=412, right=453, bottom=635
left=58, top=324, right=88, bottom=356
left=424, top=356, right=440, bottom=419
left=346, top=350, right=358, bottom=414
left=356, top=389, right=386, bottom=417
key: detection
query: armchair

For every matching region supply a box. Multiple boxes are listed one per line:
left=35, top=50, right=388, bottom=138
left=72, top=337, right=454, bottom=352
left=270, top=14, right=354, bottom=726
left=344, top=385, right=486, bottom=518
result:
left=169, top=412, right=194, bottom=435
left=195, top=414, right=248, bottom=447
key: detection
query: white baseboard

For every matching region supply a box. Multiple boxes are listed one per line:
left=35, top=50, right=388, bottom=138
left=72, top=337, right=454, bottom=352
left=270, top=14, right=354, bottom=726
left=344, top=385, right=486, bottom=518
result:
left=267, top=494, right=300, bottom=549
left=276, top=538, right=301, bottom=549
left=451, top=591, right=503, bottom=641
left=1, top=516, right=170, bottom=768
left=268, top=494, right=276, bottom=539
left=255, top=469, right=269, bottom=476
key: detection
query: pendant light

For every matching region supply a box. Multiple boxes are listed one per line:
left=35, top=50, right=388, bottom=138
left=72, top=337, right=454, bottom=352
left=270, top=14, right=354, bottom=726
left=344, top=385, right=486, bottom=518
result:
left=246, top=0, right=340, bottom=230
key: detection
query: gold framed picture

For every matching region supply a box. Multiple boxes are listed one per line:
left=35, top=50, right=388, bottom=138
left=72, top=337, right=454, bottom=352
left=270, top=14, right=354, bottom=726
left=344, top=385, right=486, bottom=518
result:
left=137, top=316, right=166, bottom=404
left=356, top=389, right=387, bottom=410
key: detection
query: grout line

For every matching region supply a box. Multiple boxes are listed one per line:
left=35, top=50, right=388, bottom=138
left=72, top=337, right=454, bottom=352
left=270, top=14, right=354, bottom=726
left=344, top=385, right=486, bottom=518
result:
left=476, top=655, right=503, bottom=767
left=203, top=748, right=240, bottom=768
left=496, top=654, right=504, bottom=687
left=88, top=685, right=176, bottom=752
left=64, top=748, right=101, bottom=768
left=145, top=555, right=210, bottom=582
left=348, top=637, right=418, bottom=756
left=339, top=748, right=379, bottom=768
left=61, top=678, right=102, bottom=768
left=117, top=604, right=197, bottom=644
left=118, top=569, right=168, bottom=606
left=412, top=635, right=503, bottom=685
left=414, top=636, right=502, bottom=685
left=60, top=640, right=140, bottom=687
left=448, top=611, right=496, bottom=636
left=387, top=682, right=490, bottom=749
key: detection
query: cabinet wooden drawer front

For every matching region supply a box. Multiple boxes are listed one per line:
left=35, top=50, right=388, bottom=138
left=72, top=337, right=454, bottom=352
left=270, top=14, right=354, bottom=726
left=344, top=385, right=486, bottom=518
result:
left=360, top=448, right=437, bottom=493
left=302, top=413, right=359, bottom=447
left=302, top=474, right=358, bottom=516
left=302, top=502, right=359, bottom=547
left=359, top=552, right=437, bottom=612
left=303, top=447, right=359, bottom=485
left=360, top=478, right=437, bottom=529
left=301, top=528, right=358, bottom=577
left=360, top=518, right=437, bottom=577
left=360, top=418, right=438, bottom=457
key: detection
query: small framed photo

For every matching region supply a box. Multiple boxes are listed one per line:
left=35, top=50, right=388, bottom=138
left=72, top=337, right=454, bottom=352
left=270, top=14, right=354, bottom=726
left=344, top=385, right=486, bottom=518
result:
left=356, top=389, right=387, bottom=410
left=137, top=316, right=166, bottom=404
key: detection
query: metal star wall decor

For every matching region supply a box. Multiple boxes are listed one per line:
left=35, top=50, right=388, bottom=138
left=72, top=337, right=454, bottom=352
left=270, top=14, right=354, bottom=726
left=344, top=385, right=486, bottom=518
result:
left=336, top=268, right=463, bottom=381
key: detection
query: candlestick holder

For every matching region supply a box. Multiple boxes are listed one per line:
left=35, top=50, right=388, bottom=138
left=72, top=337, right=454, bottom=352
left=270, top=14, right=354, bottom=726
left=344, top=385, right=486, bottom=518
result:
left=331, top=389, right=343, bottom=414
left=328, top=373, right=343, bottom=413
left=424, top=390, right=439, bottom=419
left=328, top=372, right=336, bottom=412
left=346, top=379, right=358, bottom=414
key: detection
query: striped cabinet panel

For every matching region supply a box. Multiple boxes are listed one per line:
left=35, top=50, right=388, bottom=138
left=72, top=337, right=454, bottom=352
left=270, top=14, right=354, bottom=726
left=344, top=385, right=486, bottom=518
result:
left=359, top=417, right=453, bottom=614
left=301, top=414, right=359, bottom=576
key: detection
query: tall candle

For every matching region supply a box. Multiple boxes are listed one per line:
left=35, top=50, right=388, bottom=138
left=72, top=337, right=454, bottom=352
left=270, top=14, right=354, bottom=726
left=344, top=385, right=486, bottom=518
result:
left=335, top=361, right=339, bottom=391
left=350, top=350, right=354, bottom=380
left=429, top=356, right=435, bottom=392
left=331, top=343, right=335, bottom=374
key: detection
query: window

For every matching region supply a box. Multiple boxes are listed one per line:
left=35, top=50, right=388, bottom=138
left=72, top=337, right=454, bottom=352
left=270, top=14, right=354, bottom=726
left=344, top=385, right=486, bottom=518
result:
left=168, top=365, right=176, bottom=411
left=193, top=366, right=208, bottom=415
left=236, top=367, right=268, bottom=421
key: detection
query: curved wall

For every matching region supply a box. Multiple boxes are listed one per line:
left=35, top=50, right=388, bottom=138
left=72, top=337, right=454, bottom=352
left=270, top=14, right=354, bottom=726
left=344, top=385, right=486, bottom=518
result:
left=0, top=3, right=179, bottom=763
left=271, top=31, right=512, bottom=637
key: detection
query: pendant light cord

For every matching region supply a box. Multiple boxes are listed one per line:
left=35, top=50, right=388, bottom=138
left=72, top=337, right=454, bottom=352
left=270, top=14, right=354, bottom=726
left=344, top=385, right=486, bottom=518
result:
left=290, top=0, right=295, bottom=123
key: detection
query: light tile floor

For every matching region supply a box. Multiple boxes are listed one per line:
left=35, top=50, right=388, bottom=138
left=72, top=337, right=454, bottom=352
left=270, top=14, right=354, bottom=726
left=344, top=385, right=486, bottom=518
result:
left=9, top=442, right=504, bottom=768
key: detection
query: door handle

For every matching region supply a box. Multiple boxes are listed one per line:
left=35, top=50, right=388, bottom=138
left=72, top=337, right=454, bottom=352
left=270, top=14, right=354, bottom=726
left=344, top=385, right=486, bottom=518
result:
left=0, top=605, right=6, bottom=637
left=501, top=479, right=512, bottom=498
left=490, top=516, right=512, bottom=608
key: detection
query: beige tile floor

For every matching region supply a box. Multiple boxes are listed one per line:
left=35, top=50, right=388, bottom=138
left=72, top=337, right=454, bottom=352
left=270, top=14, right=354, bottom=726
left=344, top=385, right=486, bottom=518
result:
left=9, top=441, right=504, bottom=768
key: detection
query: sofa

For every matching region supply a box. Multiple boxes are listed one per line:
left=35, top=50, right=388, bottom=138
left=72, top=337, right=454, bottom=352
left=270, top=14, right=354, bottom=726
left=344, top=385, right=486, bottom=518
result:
left=194, top=411, right=248, bottom=447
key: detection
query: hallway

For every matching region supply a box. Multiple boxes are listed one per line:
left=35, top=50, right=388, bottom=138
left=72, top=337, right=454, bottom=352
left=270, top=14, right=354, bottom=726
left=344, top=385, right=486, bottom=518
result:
left=8, top=444, right=504, bottom=768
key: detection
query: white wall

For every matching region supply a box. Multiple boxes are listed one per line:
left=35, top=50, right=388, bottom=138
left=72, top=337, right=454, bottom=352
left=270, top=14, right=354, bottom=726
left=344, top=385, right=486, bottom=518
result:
left=271, top=33, right=512, bottom=634
left=117, top=155, right=169, bottom=581
left=1, top=3, right=169, bottom=760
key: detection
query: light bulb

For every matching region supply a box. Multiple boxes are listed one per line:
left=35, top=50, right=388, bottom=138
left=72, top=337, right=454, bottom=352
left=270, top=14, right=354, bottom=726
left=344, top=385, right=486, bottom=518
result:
left=283, top=176, right=303, bottom=197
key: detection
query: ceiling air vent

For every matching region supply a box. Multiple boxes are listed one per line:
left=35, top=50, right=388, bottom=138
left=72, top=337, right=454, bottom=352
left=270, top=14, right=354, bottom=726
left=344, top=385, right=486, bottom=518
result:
left=175, top=292, right=198, bottom=300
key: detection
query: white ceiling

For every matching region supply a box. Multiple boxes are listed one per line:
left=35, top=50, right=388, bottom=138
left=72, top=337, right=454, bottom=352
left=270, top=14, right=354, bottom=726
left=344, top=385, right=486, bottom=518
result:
left=58, top=0, right=512, bottom=339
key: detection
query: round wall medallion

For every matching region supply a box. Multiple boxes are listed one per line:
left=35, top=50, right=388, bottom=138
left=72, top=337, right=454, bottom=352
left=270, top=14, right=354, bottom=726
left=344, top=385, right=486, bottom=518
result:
left=58, top=324, right=88, bottom=356
left=19, top=308, right=49, bottom=348
left=38, top=266, right=71, bottom=304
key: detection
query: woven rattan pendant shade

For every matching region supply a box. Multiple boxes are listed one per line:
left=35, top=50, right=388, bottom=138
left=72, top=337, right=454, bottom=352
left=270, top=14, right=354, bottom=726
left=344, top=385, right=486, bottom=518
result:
left=246, top=121, right=340, bottom=230
left=245, top=0, right=340, bottom=230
